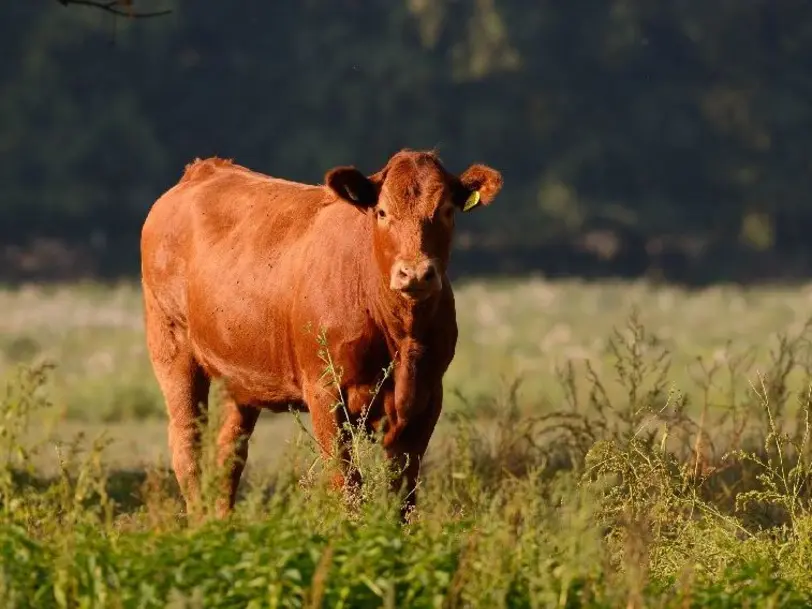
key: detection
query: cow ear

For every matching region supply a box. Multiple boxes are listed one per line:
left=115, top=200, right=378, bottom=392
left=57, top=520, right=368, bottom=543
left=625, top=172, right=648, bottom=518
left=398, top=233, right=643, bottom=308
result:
left=456, top=164, right=503, bottom=211
left=325, top=166, right=379, bottom=208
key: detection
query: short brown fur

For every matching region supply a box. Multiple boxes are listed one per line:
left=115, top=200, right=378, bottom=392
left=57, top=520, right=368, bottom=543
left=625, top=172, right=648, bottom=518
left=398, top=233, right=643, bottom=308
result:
left=140, top=149, right=503, bottom=519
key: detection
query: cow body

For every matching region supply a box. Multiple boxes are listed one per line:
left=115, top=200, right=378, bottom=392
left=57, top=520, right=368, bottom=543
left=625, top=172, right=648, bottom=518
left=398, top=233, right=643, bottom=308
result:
left=140, top=150, right=502, bottom=518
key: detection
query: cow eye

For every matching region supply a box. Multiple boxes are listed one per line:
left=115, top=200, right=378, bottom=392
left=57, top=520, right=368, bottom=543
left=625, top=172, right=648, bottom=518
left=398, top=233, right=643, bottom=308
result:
left=376, top=208, right=387, bottom=221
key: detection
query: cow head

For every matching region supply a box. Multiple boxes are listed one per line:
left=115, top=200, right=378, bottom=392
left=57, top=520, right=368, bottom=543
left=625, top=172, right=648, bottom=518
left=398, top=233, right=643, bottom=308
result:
left=325, top=150, right=503, bottom=302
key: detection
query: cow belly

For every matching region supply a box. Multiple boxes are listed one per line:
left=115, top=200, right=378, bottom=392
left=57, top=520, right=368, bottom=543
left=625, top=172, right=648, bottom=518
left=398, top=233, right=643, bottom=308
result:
left=190, top=328, right=302, bottom=407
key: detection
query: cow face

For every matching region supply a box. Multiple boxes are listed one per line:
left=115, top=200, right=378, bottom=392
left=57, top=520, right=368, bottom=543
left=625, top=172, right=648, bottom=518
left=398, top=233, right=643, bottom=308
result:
left=326, top=150, right=502, bottom=302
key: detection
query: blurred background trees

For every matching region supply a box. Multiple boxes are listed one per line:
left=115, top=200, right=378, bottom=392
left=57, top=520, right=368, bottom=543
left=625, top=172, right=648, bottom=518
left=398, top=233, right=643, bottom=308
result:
left=3, top=0, right=812, bottom=284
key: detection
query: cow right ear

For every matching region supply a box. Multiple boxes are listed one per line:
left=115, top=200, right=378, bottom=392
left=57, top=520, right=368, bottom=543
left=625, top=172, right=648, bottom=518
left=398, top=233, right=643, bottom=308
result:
left=325, top=166, right=379, bottom=209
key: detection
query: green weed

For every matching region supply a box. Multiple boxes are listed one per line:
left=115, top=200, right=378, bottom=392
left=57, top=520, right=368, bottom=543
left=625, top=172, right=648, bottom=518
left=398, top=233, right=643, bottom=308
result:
left=1, top=295, right=812, bottom=606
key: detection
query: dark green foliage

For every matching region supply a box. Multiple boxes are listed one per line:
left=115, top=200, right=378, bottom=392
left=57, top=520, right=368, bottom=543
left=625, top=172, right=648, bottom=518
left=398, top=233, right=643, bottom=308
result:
left=5, top=1, right=812, bottom=281
left=2, top=519, right=810, bottom=608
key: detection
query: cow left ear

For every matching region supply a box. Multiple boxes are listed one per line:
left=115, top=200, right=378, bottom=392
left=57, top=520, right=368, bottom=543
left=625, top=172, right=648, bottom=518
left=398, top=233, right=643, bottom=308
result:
left=456, top=164, right=503, bottom=212
left=325, top=166, right=379, bottom=209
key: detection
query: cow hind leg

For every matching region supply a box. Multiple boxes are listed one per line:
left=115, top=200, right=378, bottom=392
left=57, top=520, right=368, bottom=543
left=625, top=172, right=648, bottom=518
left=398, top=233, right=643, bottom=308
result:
left=215, top=399, right=261, bottom=517
left=153, top=353, right=210, bottom=516
left=143, top=293, right=210, bottom=517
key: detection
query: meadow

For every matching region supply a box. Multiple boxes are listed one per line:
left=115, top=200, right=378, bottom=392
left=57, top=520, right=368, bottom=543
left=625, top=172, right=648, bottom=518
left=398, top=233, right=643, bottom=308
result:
left=2, top=277, right=812, bottom=607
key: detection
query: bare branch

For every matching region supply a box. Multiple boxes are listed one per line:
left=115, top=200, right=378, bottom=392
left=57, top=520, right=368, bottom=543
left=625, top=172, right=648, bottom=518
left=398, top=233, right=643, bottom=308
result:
left=56, top=0, right=172, bottom=19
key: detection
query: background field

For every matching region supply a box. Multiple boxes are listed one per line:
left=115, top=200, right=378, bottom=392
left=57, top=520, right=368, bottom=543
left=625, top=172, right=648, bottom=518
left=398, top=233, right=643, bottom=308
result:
left=4, top=277, right=812, bottom=470
left=3, top=278, right=812, bottom=606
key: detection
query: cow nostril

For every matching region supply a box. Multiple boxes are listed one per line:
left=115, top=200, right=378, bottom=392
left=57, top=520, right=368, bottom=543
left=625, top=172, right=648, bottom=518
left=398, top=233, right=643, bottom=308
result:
left=423, top=265, right=437, bottom=282
left=397, top=266, right=411, bottom=281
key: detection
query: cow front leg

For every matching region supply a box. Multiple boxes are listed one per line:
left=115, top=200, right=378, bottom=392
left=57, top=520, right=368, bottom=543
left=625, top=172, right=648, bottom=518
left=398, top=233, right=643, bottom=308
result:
left=382, top=381, right=443, bottom=522
left=305, top=383, right=357, bottom=494
left=215, top=399, right=261, bottom=517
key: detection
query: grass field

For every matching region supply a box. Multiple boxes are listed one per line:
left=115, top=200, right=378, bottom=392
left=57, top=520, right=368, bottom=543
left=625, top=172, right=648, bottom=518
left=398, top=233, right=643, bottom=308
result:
left=2, top=278, right=812, bottom=607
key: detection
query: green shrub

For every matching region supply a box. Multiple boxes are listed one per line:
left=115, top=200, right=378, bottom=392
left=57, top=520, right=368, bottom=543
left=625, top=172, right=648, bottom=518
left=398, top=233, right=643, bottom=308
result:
left=1, top=315, right=812, bottom=607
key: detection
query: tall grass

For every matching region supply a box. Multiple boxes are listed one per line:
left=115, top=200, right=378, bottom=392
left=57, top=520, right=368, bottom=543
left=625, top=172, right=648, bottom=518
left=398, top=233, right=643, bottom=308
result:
left=1, top=315, right=812, bottom=607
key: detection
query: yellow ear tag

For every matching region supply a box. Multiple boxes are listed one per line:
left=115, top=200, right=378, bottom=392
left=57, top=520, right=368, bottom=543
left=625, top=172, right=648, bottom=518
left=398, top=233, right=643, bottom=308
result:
left=463, top=190, right=481, bottom=212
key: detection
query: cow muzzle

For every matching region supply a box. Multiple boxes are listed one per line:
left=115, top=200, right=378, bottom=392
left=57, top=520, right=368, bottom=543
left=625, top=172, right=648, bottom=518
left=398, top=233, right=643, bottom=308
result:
left=390, top=258, right=442, bottom=300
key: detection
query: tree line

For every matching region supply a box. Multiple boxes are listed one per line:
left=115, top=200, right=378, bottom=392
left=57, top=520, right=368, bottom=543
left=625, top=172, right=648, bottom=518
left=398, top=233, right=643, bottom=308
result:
left=3, top=1, right=812, bottom=284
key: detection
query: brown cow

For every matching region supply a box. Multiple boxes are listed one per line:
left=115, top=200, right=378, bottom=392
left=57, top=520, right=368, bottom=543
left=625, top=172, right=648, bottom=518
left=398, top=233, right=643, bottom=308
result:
left=140, top=149, right=502, bottom=519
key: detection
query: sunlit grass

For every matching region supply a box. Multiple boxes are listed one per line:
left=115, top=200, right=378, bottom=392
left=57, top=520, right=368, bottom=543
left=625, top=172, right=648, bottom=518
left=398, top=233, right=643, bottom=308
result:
left=2, top=313, right=812, bottom=607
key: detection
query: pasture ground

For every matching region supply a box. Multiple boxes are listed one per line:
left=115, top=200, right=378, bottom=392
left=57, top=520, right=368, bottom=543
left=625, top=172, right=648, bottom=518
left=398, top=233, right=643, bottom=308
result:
left=2, top=278, right=812, bottom=607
